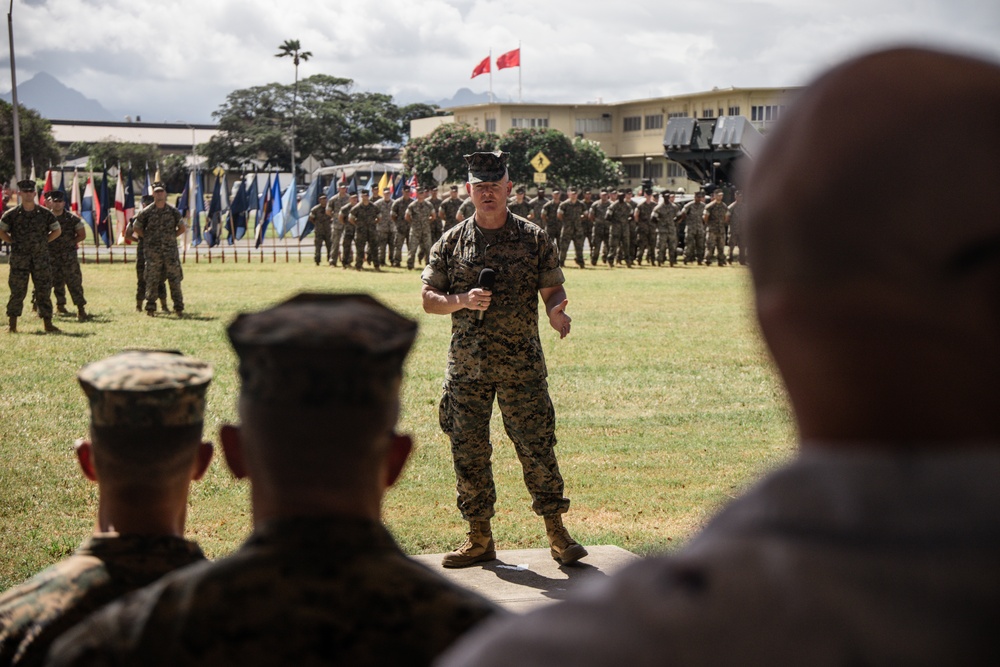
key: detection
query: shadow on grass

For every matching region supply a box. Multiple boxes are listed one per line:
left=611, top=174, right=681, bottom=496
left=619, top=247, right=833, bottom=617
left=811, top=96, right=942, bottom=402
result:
left=25, top=330, right=95, bottom=338
left=484, top=558, right=607, bottom=602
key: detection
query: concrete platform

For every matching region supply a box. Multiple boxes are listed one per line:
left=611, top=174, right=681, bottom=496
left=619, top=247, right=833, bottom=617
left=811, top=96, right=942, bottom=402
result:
left=412, top=545, right=639, bottom=613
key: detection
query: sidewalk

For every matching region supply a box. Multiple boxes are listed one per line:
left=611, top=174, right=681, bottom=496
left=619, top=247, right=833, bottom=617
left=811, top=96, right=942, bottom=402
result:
left=413, top=546, right=638, bottom=613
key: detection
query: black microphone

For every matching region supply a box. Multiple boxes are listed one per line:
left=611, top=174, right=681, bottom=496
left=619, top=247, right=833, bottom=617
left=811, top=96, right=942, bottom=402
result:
left=475, top=267, right=496, bottom=326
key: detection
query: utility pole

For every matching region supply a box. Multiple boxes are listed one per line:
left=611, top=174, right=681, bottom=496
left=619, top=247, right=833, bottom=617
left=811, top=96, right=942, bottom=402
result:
left=8, top=0, right=22, bottom=181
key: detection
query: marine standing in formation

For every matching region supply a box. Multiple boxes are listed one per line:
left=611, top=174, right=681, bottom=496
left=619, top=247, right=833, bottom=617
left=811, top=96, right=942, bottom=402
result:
left=0, top=179, right=62, bottom=333
left=678, top=191, right=706, bottom=265
left=350, top=190, right=381, bottom=272
left=652, top=192, right=681, bottom=267
left=338, top=193, right=358, bottom=269
left=438, top=185, right=464, bottom=236
left=421, top=150, right=588, bottom=570
left=726, top=190, right=746, bottom=265
left=327, top=183, right=351, bottom=267
left=703, top=189, right=728, bottom=266
left=373, top=187, right=395, bottom=267
left=132, top=181, right=185, bottom=317
left=540, top=189, right=562, bottom=249
left=0, top=350, right=213, bottom=664
left=507, top=186, right=531, bottom=220
left=588, top=189, right=612, bottom=266
left=309, top=193, right=334, bottom=266
left=43, top=191, right=89, bottom=322
left=126, top=194, right=168, bottom=313
left=556, top=187, right=587, bottom=269
left=604, top=189, right=633, bottom=268
left=405, top=187, right=435, bottom=271
left=457, top=194, right=476, bottom=222
left=390, top=184, right=412, bottom=268
left=527, top=186, right=548, bottom=224
left=633, top=189, right=656, bottom=266
left=428, top=188, right=444, bottom=244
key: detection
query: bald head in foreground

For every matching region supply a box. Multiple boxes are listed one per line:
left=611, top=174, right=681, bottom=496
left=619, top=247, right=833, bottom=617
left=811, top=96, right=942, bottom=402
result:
left=438, top=47, right=1000, bottom=666
left=48, top=294, right=499, bottom=667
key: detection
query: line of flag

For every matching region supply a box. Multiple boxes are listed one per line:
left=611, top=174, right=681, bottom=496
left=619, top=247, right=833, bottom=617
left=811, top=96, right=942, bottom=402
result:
left=471, top=47, right=520, bottom=78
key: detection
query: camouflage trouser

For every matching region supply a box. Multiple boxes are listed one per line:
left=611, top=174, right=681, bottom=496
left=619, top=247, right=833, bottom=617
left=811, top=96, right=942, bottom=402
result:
left=615, top=223, right=634, bottom=266
left=341, top=227, right=355, bottom=267
left=50, top=248, right=86, bottom=307
left=545, top=222, right=562, bottom=253
left=634, top=224, right=655, bottom=264
left=705, top=230, right=727, bottom=265
left=656, top=228, right=679, bottom=265
left=330, top=222, right=345, bottom=266
left=558, top=226, right=586, bottom=268
left=7, top=252, right=53, bottom=318
left=376, top=229, right=392, bottom=266
left=590, top=223, right=609, bottom=265
left=431, top=219, right=443, bottom=245
left=314, top=231, right=333, bottom=265
left=144, top=251, right=184, bottom=312
left=354, top=226, right=379, bottom=269
left=684, top=226, right=705, bottom=264
left=407, top=227, right=431, bottom=270
left=391, top=224, right=410, bottom=266
left=439, top=379, right=570, bottom=520
left=606, top=224, right=623, bottom=267
left=135, top=244, right=166, bottom=306
left=728, top=232, right=747, bottom=265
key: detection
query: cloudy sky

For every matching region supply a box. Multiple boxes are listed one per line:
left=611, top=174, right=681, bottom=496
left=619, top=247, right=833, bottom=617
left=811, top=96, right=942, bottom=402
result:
left=3, top=0, right=999, bottom=123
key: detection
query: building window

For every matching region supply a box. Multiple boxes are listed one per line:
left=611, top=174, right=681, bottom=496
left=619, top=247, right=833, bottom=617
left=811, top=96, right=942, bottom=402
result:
left=623, top=164, right=642, bottom=178
left=623, top=116, right=642, bottom=132
left=511, top=117, right=549, bottom=128
left=485, top=118, right=496, bottom=133
left=728, top=106, right=740, bottom=117
left=575, top=117, right=612, bottom=134
left=702, top=109, right=714, bottom=118
left=644, top=162, right=664, bottom=179
left=751, top=105, right=783, bottom=122
left=644, top=114, right=664, bottom=130
left=667, top=111, right=688, bottom=119
left=667, top=162, right=686, bottom=178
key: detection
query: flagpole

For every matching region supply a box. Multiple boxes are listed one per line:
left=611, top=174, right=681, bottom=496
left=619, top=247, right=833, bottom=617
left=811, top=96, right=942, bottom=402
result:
left=489, top=47, right=494, bottom=104
left=518, top=40, right=522, bottom=103
left=7, top=1, right=22, bottom=182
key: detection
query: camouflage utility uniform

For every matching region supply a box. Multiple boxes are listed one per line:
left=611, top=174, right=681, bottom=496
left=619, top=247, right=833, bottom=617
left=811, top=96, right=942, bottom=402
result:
left=605, top=199, right=632, bottom=268
left=406, top=200, right=436, bottom=270
left=634, top=200, right=656, bottom=265
left=556, top=200, right=588, bottom=268
left=390, top=195, right=412, bottom=267
left=2, top=204, right=60, bottom=319
left=704, top=199, right=728, bottom=266
left=507, top=198, right=531, bottom=220
left=309, top=203, right=334, bottom=265
left=541, top=199, right=562, bottom=247
left=727, top=200, right=747, bottom=265
left=439, top=197, right=464, bottom=235
left=125, top=212, right=166, bottom=311
left=338, top=202, right=356, bottom=268
left=421, top=213, right=572, bottom=521
left=133, top=204, right=184, bottom=313
left=350, top=201, right=381, bottom=270
left=429, top=194, right=443, bottom=243
left=0, top=534, right=204, bottom=666
left=680, top=200, right=706, bottom=264
left=457, top=198, right=476, bottom=222
left=46, top=517, right=498, bottom=667
left=49, top=210, right=88, bottom=309
left=589, top=199, right=611, bottom=265
left=373, top=197, right=394, bottom=266
left=652, top=200, right=681, bottom=266
left=328, top=193, right=350, bottom=266
left=528, top=194, right=548, bottom=223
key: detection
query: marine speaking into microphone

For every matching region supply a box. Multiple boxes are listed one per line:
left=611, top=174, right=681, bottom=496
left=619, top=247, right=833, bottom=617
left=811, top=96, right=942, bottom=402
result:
left=475, top=267, right=495, bottom=326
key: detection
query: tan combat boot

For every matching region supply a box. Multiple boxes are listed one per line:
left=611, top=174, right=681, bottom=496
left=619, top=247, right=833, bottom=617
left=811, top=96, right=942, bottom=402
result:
left=8, top=316, right=17, bottom=333
left=544, top=514, right=588, bottom=565
left=442, top=520, right=496, bottom=568
left=42, top=318, right=61, bottom=334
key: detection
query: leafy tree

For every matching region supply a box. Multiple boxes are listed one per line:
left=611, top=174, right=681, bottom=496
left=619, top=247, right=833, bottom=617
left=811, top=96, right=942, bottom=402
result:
left=402, top=122, right=494, bottom=187
left=569, top=137, right=623, bottom=189
left=65, top=140, right=161, bottom=174
left=497, top=128, right=575, bottom=187
left=202, top=75, right=421, bottom=172
left=159, top=154, right=190, bottom=193
left=398, top=103, right=441, bottom=142
left=0, top=100, right=61, bottom=184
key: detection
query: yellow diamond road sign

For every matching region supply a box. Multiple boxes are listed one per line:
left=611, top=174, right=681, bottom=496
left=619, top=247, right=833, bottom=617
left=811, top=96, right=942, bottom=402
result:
left=531, top=151, right=551, bottom=173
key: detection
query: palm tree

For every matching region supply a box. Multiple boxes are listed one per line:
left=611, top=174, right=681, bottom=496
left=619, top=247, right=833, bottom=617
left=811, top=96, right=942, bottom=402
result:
left=275, top=39, right=312, bottom=174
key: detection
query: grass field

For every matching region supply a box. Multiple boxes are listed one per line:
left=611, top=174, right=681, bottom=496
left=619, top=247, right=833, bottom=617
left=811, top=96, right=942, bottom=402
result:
left=0, top=253, right=795, bottom=590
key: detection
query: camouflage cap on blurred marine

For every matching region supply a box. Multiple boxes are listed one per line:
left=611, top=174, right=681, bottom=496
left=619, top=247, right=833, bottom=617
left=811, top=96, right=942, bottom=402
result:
left=227, top=293, right=418, bottom=408
left=78, top=350, right=213, bottom=428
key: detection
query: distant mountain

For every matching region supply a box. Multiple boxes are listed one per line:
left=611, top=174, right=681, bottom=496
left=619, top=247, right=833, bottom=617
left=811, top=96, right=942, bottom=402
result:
left=436, top=88, right=492, bottom=108
left=0, top=72, right=117, bottom=121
